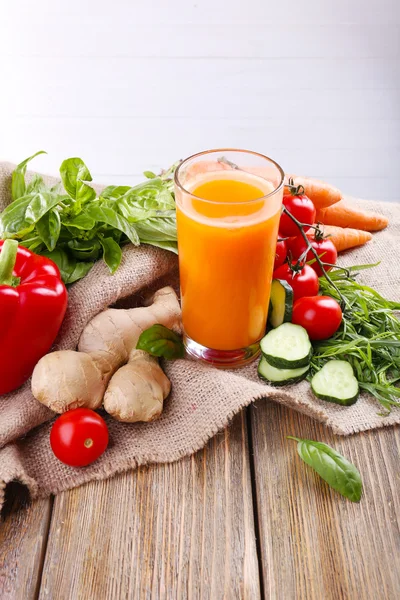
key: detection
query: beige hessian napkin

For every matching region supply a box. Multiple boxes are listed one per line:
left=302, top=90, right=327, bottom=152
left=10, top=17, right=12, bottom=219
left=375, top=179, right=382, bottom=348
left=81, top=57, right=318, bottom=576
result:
left=0, top=162, right=399, bottom=512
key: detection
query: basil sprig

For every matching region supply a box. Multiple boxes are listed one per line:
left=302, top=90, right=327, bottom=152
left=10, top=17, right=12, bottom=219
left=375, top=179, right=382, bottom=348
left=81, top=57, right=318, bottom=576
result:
left=288, top=436, right=362, bottom=502
left=137, top=324, right=185, bottom=359
left=1, top=153, right=179, bottom=284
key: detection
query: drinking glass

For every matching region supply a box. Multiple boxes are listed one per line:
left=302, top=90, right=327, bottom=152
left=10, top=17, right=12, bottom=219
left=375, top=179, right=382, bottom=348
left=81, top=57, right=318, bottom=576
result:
left=174, top=149, right=284, bottom=367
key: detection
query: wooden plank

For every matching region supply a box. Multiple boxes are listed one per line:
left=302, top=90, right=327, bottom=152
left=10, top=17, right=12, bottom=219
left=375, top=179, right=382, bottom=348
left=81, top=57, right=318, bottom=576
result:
left=0, top=491, right=52, bottom=600
left=250, top=400, right=400, bottom=600
left=39, top=412, right=261, bottom=599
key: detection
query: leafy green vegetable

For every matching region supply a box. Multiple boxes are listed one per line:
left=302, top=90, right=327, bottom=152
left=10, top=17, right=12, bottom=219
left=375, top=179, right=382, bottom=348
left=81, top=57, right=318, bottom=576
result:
left=36, top=209, right=61, bottom=251
left=85, top=202, right=140, bottom=246
left=312, top=265, right=400, bottom=412
left=0, top=152, right=179, bottom=284
left=42, top=247, right=95, bottom=284
left=287, top=436, right=363, bottom=502
left=11, top=151, right=47, bottom=201
left=136, top=324, right=185, bottom=359
left=100, top=236, right=122, bottom=273
left=60, top=157, right=96, bottom=208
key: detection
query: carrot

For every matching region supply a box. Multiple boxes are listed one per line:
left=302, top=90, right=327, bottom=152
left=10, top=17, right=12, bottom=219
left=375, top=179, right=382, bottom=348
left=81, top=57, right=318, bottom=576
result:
left=316, top=200, right=388, bottom=232
left=287, top=175, right=342, bottom=209
left=316, top=224, right=372, bottom=253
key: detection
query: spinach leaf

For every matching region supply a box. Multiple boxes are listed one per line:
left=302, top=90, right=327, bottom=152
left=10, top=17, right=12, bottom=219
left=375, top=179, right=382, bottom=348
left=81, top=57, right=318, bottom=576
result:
left=136, top=324, right=185, bottom=359
left=86, top=202, right=140, bottom=245
left=42, top=247, right=94, bottom=284
left=288, top=436, right=362, bottom=502
left=36, top=209, right=61, bottom=251
left=100, top=236, right=122, bottom=274
left=11, top=150, right=47, bottom=201
left=60, top=157, right=96, bottom=207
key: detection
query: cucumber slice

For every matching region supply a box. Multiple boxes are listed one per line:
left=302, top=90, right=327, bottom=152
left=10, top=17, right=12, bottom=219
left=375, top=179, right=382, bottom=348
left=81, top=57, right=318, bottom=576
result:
left=258, top=356, right=309, bottom=386
left=268, top=279, right=293, bottom=328
left=311, top=360, right=359, bottom=406
left=260, top=322, right=312, bottom=369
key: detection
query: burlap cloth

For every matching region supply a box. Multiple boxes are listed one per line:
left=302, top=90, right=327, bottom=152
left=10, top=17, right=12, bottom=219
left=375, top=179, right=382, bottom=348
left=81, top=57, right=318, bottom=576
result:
left=0, top=162, right=399, bottom=512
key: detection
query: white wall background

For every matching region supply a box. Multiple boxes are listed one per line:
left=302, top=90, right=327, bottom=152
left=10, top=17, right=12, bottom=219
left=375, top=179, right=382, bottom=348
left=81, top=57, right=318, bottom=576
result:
left=0, top=0, right=399, bottom=200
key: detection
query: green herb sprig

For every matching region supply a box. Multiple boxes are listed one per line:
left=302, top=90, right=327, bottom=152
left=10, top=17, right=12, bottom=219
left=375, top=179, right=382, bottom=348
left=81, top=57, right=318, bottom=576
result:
left=312, top=265, right=400, bottom=413
left=0, top=153, right=179, bottom=283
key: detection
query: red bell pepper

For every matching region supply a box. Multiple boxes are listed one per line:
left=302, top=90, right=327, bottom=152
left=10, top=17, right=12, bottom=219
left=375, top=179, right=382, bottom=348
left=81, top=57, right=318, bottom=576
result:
left=0, top=239, right=68, bottom=395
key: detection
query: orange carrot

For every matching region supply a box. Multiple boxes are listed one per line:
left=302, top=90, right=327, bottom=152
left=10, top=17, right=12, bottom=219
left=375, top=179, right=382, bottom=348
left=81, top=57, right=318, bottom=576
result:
left=316, top=200, right=388, bottom=232
left=316, top=224, right=372, bottom=253
left=287, top=175, right=342, bottom=209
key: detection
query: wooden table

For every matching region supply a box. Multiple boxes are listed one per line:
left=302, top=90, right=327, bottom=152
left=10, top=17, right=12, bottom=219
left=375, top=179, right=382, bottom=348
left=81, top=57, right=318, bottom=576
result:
left=0, top=400, right=399, bottom=599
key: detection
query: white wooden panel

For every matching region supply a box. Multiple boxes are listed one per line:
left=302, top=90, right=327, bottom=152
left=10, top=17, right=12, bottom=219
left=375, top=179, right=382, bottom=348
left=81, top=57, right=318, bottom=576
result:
left=0, top=0, right=399, bottom=202
left=3, top=57, right=399, bottom=91
left=2, top=0, right=399, bottom=25
left=1, top=80, right=399, bottom=120
left=1, top=116, right=398, bottom=177
left=1, top=22, right=399, bottom=59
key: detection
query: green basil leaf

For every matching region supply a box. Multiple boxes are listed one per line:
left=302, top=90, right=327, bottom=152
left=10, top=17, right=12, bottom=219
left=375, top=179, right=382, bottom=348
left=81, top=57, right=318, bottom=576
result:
left=100, top=236, right=122, bottom=274
left=140, top=239, right=178, bottom=254
left=288, top=436, right=363, bottom=502
left=86, top=202, right=140, bottom=245
left=143, top=170, right=157, bottom=179
left=0, top=194, right=34, bottom=237
left=61, top=212, right=96, bottom=230
left=59, top=157, right=96, bottom=206
left=136, top=324, right=185, bottom=359
left=67, top=238, right=102, bottom=260
left=24, top=191, right=64, bottom=225
left=133, top=217, right=177, bottom=242
left=11, top=150, right=47, bottom=200
left=36, top=209, right=61, bottom=251
left=42, top=247, right=94, bottom=284
left=26, top=173, right=46, bottom=194
left=100, top=185, right=131, bottom=200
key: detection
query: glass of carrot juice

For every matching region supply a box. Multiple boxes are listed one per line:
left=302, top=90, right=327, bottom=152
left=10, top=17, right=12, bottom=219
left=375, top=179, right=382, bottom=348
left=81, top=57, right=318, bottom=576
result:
left=174, top=149, right=284, bottom=368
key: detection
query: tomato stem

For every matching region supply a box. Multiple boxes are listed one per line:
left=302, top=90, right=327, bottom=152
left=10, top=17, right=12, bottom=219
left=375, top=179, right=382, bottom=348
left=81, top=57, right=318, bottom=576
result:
left=282, top=207, right=349, bottom=309
left=84, top=438, right=94, bottom=448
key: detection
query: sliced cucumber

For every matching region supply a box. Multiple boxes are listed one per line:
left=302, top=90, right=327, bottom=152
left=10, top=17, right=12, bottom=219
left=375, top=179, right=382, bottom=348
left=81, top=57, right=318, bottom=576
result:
left=311, top=360, right=359, bottom=406
left=258, top=357, right=309, bottom=386
left=268, top=279, right=293, bottom=328
left=260, top=322, right=312, bottom=369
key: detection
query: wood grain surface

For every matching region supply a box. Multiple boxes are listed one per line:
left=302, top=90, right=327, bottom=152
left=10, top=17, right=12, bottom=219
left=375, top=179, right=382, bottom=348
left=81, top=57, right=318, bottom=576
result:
left=0, top=494, right=52, bottom=600
left=1, top=403, right=399, bottom=599
left=250, top=401, right=400, bottom=600
left=38, top=412, right=260, bottom=600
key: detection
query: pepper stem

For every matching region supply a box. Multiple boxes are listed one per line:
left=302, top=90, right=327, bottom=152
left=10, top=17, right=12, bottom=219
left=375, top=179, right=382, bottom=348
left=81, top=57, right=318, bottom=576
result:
left=0, top=239, right=19, bottom=286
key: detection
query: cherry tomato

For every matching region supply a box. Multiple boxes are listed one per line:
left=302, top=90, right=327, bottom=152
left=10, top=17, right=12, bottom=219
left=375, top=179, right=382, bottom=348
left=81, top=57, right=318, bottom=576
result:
left=274, top=239, right=287, bottom=270
left=273, top=262, right=319, bottom=302
left=292, top=296, right=342, bottom=340
left=288, top=234, right=338, bottom=277
left=279, top=193, right=316, bottom=237
left=50, top=408, right=109, bottom=467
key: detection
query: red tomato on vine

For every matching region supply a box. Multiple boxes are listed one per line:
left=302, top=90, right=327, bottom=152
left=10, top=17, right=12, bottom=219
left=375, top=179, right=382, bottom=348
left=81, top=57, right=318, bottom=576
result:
left=279, top=179, right=316, bottom=237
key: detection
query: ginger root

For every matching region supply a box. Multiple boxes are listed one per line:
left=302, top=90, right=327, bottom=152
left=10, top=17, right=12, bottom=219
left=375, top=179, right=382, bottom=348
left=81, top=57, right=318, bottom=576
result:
left=32, top=286, right=181, bottom=422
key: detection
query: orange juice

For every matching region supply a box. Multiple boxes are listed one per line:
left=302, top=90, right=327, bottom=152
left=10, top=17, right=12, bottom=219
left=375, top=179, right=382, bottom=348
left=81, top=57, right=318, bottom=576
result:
left=175, top=168, right=282, bottom=353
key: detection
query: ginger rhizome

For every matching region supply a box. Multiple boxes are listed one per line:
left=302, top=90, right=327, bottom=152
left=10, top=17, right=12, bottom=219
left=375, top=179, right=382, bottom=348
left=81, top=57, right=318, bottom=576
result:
left=32, top=287, right=181, bottom=422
